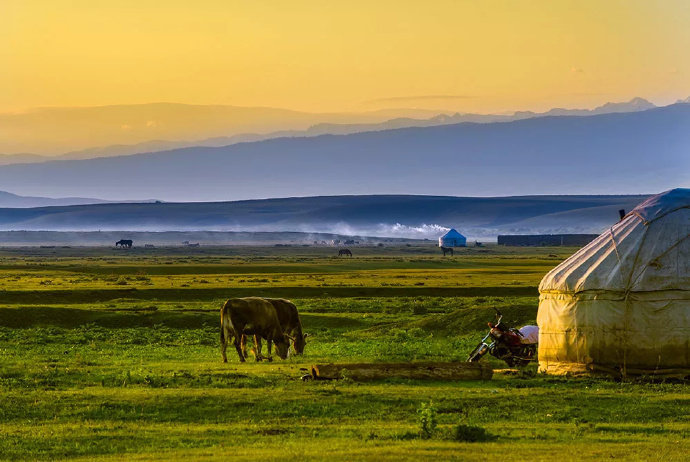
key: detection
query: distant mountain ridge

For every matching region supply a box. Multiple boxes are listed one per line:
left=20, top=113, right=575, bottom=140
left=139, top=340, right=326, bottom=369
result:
left=0, top=190, right=156, bottom=208
left=0, top=103, right=686, bottom=201
left=0, top=97, right=675, bottom=165
left=0, top=194, right=651, bottom=239
left=0, top=103, right=448, bottom=156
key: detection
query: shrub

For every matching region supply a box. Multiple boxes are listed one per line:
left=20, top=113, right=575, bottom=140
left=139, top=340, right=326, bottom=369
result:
left=412, top=304, right=428, bottom=315
left=450, top=423, right=493, bottom=442
left=407, top=327, right=426, bottom=338
left=417, top=401, right=438, bottom=439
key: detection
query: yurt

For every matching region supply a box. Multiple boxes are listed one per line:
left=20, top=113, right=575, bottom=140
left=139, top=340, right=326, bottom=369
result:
left=538, top=188, right=689, bottom=377
left=439, top=228, right=466, bottom=247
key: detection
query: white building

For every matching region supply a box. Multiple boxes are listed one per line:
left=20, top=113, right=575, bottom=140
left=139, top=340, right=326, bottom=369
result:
left=438, top=228, right=466, bottom=247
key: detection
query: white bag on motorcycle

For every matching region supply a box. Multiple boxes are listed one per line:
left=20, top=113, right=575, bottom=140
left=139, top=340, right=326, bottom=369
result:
left=518, top=325, right=539, bottom=344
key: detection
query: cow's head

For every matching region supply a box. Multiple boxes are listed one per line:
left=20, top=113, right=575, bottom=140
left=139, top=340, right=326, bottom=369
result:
left=292, top=333, right=308, bottom=355
left=274, top=334, right=290, bottom=360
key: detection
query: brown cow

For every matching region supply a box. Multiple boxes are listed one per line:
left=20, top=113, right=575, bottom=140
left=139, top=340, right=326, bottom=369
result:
left=243, top=298, right=307, bottom=360
left=220, top=297, right=290, bottom=363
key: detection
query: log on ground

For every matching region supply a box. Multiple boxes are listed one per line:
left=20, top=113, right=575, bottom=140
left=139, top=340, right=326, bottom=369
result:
left=310, top=361, right=493, bottom=381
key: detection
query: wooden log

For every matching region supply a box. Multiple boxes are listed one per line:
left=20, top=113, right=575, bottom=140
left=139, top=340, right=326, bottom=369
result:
left=310, top=361, right=492, bottom=381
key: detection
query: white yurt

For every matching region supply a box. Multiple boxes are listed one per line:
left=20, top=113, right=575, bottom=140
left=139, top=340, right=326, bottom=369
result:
left=439, top=228, right=466, bottom=247
left=538, top=188, right=689, bottom=377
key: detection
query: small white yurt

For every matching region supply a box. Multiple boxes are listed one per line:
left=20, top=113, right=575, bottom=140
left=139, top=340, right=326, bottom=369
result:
left=538, top=188, right=689, bottom=377
left=439, top=228, right=466, bottom=247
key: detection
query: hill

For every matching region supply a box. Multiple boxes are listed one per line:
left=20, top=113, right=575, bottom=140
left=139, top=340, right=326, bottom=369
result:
left=0, top=103, right=686, bottom=201
left=0, top=194, right=648, bottom=239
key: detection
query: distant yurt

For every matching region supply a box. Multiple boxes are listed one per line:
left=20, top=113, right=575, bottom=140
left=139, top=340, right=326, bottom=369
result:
left=538, top=188, right=690, bottom=377
left=439, top=228, right=466, bottom=247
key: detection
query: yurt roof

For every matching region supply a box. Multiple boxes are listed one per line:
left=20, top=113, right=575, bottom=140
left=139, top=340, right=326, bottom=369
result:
left=630, top=187, right=690, bottom=223
left=441, top=228, right=465, bottom=239
left=539, top=188, right=690, bottom=295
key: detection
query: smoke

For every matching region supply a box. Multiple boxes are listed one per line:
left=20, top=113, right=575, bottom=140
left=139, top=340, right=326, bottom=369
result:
left=373, top=223, right=449, bottom=238
left=262, top=221, right=450, bottom=239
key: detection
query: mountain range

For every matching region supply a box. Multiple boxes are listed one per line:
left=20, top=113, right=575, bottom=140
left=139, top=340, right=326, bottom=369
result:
left=0, top=102, right=686, bottom=201
left=0, top=97, right=672, bottom=164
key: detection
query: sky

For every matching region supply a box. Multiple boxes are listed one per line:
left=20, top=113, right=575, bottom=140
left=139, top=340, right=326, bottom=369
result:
left=2, top=0, right=690, bottom=115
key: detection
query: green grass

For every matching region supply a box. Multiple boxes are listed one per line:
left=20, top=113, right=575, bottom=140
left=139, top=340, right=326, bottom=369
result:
left=0, top=245, right=687, bottom=461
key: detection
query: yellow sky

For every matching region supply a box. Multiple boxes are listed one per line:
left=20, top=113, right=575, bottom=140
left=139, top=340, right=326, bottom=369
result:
left=2, top=0, right=689, bottom=114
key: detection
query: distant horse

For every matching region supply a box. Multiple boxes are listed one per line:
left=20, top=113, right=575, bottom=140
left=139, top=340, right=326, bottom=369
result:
left=441, top=246, right=454, bottom=256
left=115, top=239, right=133, bottom=248
left=338, top=249, right=353, bottom=257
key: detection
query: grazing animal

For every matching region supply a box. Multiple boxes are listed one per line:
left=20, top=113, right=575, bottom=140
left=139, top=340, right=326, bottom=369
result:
left=243, top=298, right=308, bottom=360
left=115, top=239, right=133, bottom=248
left=338, top=249, right=353, bottom=257
left=441, top=246, right=454, bottom=256
left=220, top=297, right=290, bottom=363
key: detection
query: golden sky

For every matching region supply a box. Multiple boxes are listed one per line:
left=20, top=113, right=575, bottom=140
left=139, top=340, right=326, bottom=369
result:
left=2, top=0, right=689, bottom=114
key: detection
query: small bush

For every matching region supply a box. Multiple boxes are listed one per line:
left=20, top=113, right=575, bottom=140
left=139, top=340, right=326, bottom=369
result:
left=407, top=327, right=426, bottom=338
left=412, top=304, right=428, bottom=315
left=417, top=401, right=438, bottom=439
left=450, top=423, right=493, bottom=442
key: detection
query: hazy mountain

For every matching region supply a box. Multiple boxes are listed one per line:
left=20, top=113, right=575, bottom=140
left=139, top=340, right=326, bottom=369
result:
left=0, top=103, right=686, bottom=202
left=0, top=191, right=112, bottom=208
left=0, top=98, right=662, bottom=163
left=0, top=194, right=649, bottom=239
left=0, top=103, right=444, bottom=155
left=0, top=153, right=50, bottom=166
left=0, top=190, right=159, bottom=208
left=514, top=97, right=657, bottom=118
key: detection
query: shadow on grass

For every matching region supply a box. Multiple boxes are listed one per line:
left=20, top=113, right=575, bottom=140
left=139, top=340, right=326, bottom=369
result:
left=0, top=306, right=216, bottom=329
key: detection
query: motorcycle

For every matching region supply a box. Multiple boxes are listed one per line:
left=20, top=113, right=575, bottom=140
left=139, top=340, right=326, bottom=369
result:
left=467, top=308, right=538, bottom=367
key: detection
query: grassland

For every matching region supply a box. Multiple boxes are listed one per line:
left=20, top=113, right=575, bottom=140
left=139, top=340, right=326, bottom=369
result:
left=0, top=244, right=687, bottom=461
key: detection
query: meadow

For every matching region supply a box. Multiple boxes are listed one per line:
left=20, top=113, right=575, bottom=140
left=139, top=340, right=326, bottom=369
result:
left=0, top=244, right=687, bottom=461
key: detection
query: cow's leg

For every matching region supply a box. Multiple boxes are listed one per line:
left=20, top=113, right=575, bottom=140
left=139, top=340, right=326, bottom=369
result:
left=240, top=334, right=249, bottom=360
left=253, top=335, right=264, bottom=361
left=233, top=333, right=245, bottom=362
left=265, top=339, right=273, bottom=362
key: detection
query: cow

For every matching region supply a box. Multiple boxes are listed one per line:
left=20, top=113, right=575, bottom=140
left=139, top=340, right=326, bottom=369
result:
left=242, top=298, right=308, bottom=360
left=338, top=248, right=353, bottom=257
left=115, top=239, right=133, bottom=248
left=441, top=246, right=454, bottom=256
left=220, top=297, right=290, bottom=363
